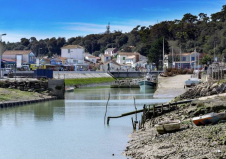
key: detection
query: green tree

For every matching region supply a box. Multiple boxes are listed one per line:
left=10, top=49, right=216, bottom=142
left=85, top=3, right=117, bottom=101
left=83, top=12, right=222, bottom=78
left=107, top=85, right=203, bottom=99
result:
left=148, top=37, right=170, bottom=70
left=201, top=55, right=212, bottom=64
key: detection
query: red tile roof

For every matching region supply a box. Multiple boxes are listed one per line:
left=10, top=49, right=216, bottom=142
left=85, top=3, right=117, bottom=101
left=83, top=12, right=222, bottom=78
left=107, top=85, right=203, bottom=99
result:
left=3, top=50, right=32, bottom=55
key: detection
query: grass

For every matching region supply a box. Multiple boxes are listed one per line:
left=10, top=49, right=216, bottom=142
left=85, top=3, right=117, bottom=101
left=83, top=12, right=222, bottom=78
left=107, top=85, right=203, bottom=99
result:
left=65, top=77, right=115, bottom=86
left=0, top=88, right=37, bottom=102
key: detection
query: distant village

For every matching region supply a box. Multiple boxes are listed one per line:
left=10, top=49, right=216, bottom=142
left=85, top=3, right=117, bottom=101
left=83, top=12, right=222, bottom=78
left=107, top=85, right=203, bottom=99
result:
left=2, top=45, right=204, bottom=72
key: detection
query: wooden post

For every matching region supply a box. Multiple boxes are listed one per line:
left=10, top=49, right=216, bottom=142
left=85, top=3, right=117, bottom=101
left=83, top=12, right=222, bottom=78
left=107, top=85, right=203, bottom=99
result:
left=153, top=105, right=155, bottom=117
left=134, top=97, right=137, bottom=122
left=107, top=117, right=110, bottom=125
left=131, top=117, right=135, bottom=130
left=161, top=104, right=163, bottom=113
left=104, top=93, right=110, bottom=125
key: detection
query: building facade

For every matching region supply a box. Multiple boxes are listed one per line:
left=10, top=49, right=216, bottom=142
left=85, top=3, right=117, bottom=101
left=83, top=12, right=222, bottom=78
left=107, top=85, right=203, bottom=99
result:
left=2, top=50, right=36, bottom=64
left=61, top=45, right=85, bottom=64
left=104, top=48, right=118, bottom=56
left=116, top=52, right=140, bottom=65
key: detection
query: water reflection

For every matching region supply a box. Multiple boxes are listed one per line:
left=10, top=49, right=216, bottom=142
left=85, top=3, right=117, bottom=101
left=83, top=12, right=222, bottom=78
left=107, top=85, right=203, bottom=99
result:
left=66, top=87, right=155, bottom=100
left=0, top=100, right=65, bottom=126
left=0, top=87, right=171, bottom=159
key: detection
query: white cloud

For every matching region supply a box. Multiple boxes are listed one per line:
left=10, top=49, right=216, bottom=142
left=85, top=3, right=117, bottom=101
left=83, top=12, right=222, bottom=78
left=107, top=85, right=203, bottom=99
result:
left=1, top=19, right=156, bottom=42
left=61, top=19, right=155, bottom=34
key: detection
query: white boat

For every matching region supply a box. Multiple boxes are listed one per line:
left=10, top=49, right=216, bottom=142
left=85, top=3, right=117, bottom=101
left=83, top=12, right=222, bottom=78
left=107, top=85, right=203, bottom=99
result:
left=185, top=74, right=202, bottom=87
left=65, top=87, right=74, bottom=92
left=138, top=73, right=157, bottom=89
left=155, top=120, right=181, bottom=134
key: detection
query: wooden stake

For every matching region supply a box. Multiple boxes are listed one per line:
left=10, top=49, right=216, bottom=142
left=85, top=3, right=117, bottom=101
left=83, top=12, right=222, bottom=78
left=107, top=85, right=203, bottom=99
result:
left=134, top=97, right=137, bottom=122
left=153, top=105, right=155, bottom=117
left=104, top=93, right=110, bottom=125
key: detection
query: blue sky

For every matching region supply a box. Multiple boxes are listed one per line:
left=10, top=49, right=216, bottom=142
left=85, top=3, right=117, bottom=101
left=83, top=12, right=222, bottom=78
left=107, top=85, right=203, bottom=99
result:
left=0, top=0, right=225, bottom=42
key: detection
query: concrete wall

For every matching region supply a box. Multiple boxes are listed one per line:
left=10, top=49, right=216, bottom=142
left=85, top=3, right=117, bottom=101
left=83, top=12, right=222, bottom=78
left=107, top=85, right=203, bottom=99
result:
left=110, top=71, right=160, bottom=78
left=48, top=79, right=65, bottom=99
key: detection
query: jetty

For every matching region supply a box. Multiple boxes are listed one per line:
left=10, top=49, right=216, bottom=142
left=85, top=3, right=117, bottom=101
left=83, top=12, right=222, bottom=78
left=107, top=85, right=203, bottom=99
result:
left=110, top=79, right=140, bottom=88
left=107, top=99, right=192, bottom=124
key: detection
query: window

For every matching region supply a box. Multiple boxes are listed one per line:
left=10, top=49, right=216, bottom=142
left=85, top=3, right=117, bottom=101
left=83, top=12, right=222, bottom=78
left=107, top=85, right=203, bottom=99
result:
left=191, top=57, right=195, bottom=61
left=183, top=57, right=186, bottom=61
left=68, top=49, right=70, bottom=53
left=123, top=57, right=125, bottom=60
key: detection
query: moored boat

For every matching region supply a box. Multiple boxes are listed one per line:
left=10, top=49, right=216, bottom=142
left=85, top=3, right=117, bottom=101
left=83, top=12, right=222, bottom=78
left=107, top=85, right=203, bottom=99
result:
left=138, top=73, right=157, bottom=89
left=155, top=120, right=181, bottom=134
left=65, top=87, right=74, bottom=92
left=192, top=112, right=224, bottom=126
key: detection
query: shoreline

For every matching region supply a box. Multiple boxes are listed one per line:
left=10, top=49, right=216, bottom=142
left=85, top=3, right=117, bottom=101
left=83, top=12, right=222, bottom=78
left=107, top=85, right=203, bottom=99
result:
left=124, top=77, right=226, bottom=158
left=0, top=87, right=59, bottom=108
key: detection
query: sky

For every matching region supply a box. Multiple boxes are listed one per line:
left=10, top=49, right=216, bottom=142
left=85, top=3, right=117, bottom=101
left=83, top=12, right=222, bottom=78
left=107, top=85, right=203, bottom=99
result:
left=0, top=0, right=225, bottom=42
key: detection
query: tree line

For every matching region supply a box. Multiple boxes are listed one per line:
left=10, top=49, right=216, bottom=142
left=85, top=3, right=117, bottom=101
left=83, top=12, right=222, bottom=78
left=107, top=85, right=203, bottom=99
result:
left=2, top=5, right=226, bottom=68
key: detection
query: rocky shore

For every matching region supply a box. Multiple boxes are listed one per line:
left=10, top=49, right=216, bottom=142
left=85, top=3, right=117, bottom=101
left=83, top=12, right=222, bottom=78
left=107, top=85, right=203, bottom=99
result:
left=124, top=81, right=226, bottom=159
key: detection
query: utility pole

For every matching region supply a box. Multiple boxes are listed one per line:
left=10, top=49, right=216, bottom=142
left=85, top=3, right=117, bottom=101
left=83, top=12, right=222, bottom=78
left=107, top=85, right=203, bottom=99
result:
left=194, top=47, right=196, bottom=70
left=180, top=43, right=181, bottom=69
left=0, top=34, right=6, bottom=69
left=172, top=47, right=174, bottom=68
left=163, top=38, right=164, bottom=71
left=214, top=41, right=216, bottom=62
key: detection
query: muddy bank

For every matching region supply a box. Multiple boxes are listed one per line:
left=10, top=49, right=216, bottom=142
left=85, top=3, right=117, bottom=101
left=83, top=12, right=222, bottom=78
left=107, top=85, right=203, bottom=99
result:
left=124, top=96, right=226, bottom=159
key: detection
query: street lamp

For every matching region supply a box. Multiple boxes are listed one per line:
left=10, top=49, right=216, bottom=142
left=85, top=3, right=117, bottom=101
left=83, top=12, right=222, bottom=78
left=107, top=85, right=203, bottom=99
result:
left=0, top=33, right=6, bottom=69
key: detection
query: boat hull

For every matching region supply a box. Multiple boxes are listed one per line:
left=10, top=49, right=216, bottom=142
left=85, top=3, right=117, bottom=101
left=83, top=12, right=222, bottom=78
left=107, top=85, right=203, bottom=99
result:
left=65, top=87, right=74, bottom=92
left=155, top=121, right=180, bottom=134
left=138, top=80, right=156, bottom=89
left=192, top=113, right=221, bottom=126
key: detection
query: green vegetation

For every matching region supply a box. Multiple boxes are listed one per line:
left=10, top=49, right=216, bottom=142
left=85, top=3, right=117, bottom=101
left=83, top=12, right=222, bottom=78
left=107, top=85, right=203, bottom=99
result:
left=0, top=88, right=37, bottom=101
left=65, top=77, right=115, bottom=86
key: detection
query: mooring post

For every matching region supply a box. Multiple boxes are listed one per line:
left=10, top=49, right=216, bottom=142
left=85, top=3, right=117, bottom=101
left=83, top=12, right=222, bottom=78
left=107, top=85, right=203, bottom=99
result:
left=104, top=93, right=110, bottom=125
left=153, top=105, right=155, bottom=117
left=107, top=117, right=110, bottom=125
left=161, top=104, right=163, bottom=113
left=131, top=117, right=135, bottom=130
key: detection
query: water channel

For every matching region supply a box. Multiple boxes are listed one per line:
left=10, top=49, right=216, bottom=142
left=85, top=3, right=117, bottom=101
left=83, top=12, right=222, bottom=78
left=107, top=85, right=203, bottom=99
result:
left=0, top=87, right=172, bottom=159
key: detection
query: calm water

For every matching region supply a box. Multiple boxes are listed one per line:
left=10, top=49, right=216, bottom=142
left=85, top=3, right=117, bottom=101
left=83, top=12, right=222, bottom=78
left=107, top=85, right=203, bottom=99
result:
left=0, top=87, right=171, bottom=159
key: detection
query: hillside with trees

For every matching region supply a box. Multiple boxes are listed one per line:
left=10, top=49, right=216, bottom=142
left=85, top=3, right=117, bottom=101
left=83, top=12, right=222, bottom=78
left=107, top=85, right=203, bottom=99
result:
left=3, top=5, right=226, bottom=65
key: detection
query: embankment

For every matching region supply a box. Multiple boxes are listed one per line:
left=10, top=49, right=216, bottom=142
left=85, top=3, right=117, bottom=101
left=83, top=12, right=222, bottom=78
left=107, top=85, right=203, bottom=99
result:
left=65, top=77, right=115, bottom=87
left=54, top=71, right=112, bottom=79
left=153, top=75, right=191, bottom=98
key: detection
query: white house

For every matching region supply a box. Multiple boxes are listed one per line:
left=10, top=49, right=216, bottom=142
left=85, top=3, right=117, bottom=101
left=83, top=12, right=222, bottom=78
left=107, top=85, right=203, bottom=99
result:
left=116, top=52, right=140, bottom=65
left=101, top=54, right=111, bottom=63
left=125, top=55, right=137, bottom=66
left=85, top=54, right=97, bottom=63
left=104, top=48, right=118, bottom=56
left=2, top=50, right=36, bottom=64
left=61, top=45, right=85, bottom=64
left=169, top=52, right=203, bottom=69
left=100, top=60, right=121, bottom=71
